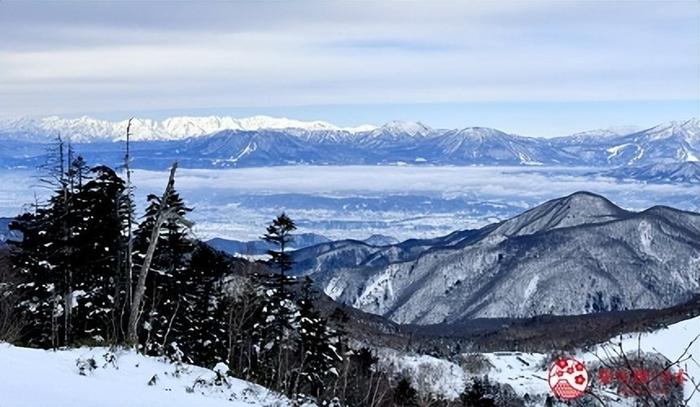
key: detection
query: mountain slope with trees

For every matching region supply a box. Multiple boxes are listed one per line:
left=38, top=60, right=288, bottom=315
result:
left=291, top=192, right=700, bottom=323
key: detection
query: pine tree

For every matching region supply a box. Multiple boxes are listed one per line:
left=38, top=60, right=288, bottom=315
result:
left=257, top=213, right=299, bottom=391
left=393, top=377, right=418, bottom=407
left=183, top=243, right=233, bottom=365
left=126, top=163, right=190, bottom=346
left=131, top=169, right=197, bottom=358
left=12, top=136, right=76, bottom=348
left=11, top=156, right=133, bottom=348
left=294, top=277, right=342, bottom=398
left=69, top=165, right=125, bottom=344
left=9, top=209, right=59, bottom=347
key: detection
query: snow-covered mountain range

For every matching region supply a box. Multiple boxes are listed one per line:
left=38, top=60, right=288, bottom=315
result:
left=0, top=115, right=377, bottom=142
left=601, top=161, right=700, bottom=184
left=1, top=116, right=699, bottom=174
left=290, top=191, right=700, bottom=323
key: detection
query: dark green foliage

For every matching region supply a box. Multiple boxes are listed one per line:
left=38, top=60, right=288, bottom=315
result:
left=294, top=277, right=342, bottom=397
left=256, top=213, right=299, bottom=391
left=459, top=376, right=524, bottom=407
left=132, top=179, right=216, bottom=363
left=10, top=210, right=59, bottom=347
left=69, top=166, right=126, bottom=343
left=11, top=151, right=129, bottom=347
left=393, top=377, right=418, bottom=406
left=460, top=376, right=496, bottom=406
left=133, top=187, right=195, bottom=357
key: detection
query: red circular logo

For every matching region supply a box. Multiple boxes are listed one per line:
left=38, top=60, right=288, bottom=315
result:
left=548, top=357, right=589, bottom=399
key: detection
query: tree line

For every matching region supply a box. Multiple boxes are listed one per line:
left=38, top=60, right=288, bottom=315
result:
left=2, top=135, right=422, bottom=405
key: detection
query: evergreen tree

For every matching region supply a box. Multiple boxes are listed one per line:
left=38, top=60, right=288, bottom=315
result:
left=460, top=377, right=497, bottom=407
left=257, top=213, right=299, bottom=391
left=393, top=377, right=418, bottom=407
left=9, top=209, right=59, bottom=347
left=11, top=144, right=132, bottom=348
left=132, top=181, right=195, bottom=357
left=183, top=243, right=233, bottom=365
left=294, top=277, right=342, bottom=397
left=69, top=165, right=125, bottom=343
left=12, top=136, right=77, bottom=347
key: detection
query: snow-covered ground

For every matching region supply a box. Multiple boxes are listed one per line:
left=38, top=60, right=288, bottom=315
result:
left=381, top=314, right=700, bottom=405
left=0, top=315, right=697, bottom=406
left=0, top=344, right=289, bottom=407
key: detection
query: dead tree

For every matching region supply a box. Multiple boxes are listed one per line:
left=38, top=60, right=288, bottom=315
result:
left=126, top=162, right=191, bottom=346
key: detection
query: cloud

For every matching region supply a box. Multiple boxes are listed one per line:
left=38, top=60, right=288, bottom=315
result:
left=0, top=1, right=697, bottom=126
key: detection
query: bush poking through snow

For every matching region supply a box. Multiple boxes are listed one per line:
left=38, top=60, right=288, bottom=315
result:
left=76, top=357, right=97, bottom=376
left=459, top=353, right=493, bottom=375
left=148, top=374, right=158, bottom=386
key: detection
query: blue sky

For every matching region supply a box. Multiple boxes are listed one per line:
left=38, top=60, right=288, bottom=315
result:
left=0, top=1, right=698, bottom=137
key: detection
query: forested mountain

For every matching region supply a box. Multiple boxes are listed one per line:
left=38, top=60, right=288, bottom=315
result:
left=290, top=192, right=700, bottom=323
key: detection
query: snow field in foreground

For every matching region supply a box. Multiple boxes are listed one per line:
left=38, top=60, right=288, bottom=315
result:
left=0, top=344, right=289, bottom=407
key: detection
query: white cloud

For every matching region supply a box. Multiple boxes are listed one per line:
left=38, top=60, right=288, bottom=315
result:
left=0, top=1, right=697, bottom=120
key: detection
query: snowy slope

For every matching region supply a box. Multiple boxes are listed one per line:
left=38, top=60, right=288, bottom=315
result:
left=483, top=314, right=700, bottom=403
left=0, top=344, right=290, bottom=407
left=380, top=314, right=700, bottom=405
left=292, top=192, right=700, bottom=323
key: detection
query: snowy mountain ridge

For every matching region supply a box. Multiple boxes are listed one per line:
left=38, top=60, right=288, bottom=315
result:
left=290, top=191, right=700, bottom=323
left=0, top=115, right=378, bottom=142
left=1, top=116, right=700, bottom=170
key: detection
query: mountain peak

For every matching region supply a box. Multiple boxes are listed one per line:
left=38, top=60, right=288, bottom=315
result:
left=495, top=191, right=626, bottom=237
left=643, top=117, right=700, bottom=140
left=379, top=121, right=432, bottom=136
left=455, top=126, right=509, bottom=139
left=0, top=115, right=377, bottom=142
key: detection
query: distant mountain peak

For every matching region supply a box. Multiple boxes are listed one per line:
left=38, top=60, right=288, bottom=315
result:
left=569, top=125, right=641, bottom=139
left=454, top=126, right=509, bottom=139
left=0, top=115, right=378, bottom=142
left=557, top=191, right=621, bottom=212
left=643, top=117, right=700, bottom=140
left=291, top=193, right=700, bottom=323
left=378, top=120, right=432, bottom=136
left=495, top=191, right=626, bottom=237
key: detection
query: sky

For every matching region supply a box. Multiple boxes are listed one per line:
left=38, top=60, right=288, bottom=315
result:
left=0, top=1, right=699, bottom=137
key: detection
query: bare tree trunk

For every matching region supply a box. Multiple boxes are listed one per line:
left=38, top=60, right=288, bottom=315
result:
left=126, top=162, right=178, bottom=346
left=125, top=118, right=134, bottom=306
left=64, top=143, right=72, bottom=347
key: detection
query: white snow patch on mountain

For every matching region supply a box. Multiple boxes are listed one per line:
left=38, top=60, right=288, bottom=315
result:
left=682, top=146, right=699, bottom=162
left=523, top=275, right=539, bottom=300
left=607, top=143, right=634, bottom=159
left=0, top=344, right=291, bottom=407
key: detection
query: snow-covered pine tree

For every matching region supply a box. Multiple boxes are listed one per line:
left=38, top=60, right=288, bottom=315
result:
left=68, top=165, right=126, bottom=344
left=10, top=142, right=104, bottom=348
left=293, top=277, right=342, bottom=398
left=257, top=213, right=299, bottom=392
left=9, top=208, right=58, bottom=347
left=131, top=175, right=196, bottom=358
left=126, top=163, right=186, bottom=346
left=221, top=269, right=267, bottom=381
left=11, top=136, right=76, bottom=348
left=183, top=242, right=235, bottom=366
